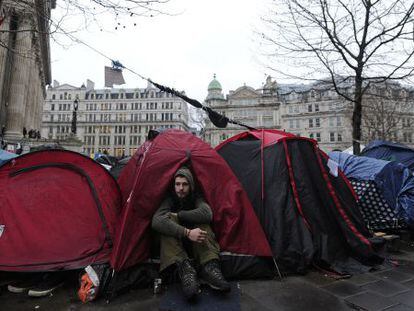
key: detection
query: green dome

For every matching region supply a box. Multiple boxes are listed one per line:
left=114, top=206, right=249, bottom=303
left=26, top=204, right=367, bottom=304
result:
left=207, top=74, right=222, bottom=91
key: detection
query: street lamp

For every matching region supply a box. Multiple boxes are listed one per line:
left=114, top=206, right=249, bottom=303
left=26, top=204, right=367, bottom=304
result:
left=71, top=98, right=79, bottom=135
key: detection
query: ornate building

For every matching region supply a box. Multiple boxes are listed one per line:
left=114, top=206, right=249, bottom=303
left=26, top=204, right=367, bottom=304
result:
left=204, top=76, right=414, bottom=152
left=42, top=80, right=190, bottom=156
left=0, top=0, right=54, bottom=142
left=204, top=75, right=281, bottom=146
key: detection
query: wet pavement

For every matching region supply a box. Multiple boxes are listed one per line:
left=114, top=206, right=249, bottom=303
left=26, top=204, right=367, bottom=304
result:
left=3, top=241, right=414, bottom=310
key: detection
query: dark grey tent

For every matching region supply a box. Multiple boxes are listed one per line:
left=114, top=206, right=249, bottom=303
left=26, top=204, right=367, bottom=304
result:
left=216, top=129, right=382, bottom=274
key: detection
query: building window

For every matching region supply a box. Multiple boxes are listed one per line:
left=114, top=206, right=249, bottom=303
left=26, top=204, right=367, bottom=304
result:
left=330, top=132, right=335, bottom=142
left=308, top=104, right=312, bottom=112
left=289, top=120, right=294, bottom=128
left=52, top=94, right=56, bottom=100
left=309, top=119, right=313, bottom=128
left=316, top=133, right=321, bottom=142
left=403, top=132, right=413, bottom=143
left=337, top=116, right=342, bottom=126
left=315, top=118, right=320, bottom=127
left=314, top=104, right=319, bottom=112
left=338, top=133, right=342, bottom=142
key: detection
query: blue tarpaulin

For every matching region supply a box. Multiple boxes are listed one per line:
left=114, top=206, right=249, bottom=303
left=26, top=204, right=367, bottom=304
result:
left=361, top=140, right=414, bottom=171
left=329, top=151, right=414, bottom=224
left=0, top=149, right=18, bottom=167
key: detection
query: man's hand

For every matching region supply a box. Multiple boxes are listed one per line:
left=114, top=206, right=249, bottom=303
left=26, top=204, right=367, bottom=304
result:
left=188, top=228, right=207, bottom=243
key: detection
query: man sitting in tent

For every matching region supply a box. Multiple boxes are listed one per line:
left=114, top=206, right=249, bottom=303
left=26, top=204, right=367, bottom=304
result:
left=152, top=167, right=230, bottom=299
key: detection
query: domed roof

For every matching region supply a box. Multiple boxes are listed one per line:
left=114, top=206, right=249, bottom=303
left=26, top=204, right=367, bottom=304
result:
left=208, top=74, right=222, bottom=91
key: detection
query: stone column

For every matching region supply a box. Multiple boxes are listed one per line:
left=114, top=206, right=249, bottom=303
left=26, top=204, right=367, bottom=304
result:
left=4, top=16, right=33, bottom=141
left=32, top=65, right=41, bottom=131
left=23, top=51, right=36, bottom=131
left=0, top=14, right=11, bottom=129
left=36, top=80, right=43, bottom=131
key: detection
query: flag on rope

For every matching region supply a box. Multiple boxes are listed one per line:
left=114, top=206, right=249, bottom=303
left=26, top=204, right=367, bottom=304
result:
left=104, top=60, right=125, bottom=87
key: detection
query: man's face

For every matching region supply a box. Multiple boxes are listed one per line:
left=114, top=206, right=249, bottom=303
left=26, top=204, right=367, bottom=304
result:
left=174, top=176, right=190, bottom=199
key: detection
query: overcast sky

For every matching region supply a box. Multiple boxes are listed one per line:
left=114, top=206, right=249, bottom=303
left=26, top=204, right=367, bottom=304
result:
left=50, top=0, right=272, bottom=101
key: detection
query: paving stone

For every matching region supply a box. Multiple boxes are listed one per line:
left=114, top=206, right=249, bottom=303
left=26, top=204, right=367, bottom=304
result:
left=345, top=291, right=399, bottom=311
left=362, top=280, right=409, bottom=297
left=159, top=282, right=240, bottom=311
left=347, top=273, right=380, bottom=286
left=374, top=270, right=414, bottom=283
left=396, top=264, right=414, bottom=276
left=393, top=290, right=414, bottom=308
left=322, top=280, right=364, bottom=298
left=401, top=279, right=414, bottom=288
left=240, top=293, right=273, bottom=311
left=383, top=304, right=414, bottom=311
left=240, top=278, right=350, bottom=311
left=301, top=271, right=338, bottom=287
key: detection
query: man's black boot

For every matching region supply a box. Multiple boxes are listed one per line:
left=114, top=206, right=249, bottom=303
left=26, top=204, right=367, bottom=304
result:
left=200, top=259, right=231, bottom=292
left=177, top=259, right=200, bottom=300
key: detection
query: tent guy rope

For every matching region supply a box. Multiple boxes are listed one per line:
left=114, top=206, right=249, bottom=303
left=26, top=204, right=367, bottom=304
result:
left=54, top=23, right=256, bottom=130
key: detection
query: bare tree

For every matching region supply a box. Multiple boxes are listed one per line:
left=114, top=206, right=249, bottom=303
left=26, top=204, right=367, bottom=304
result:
left=0, top=0, right=172, bottom=43
left=361, top=83, right=411, bottom=142
left=261, top=0, right=414, bottom=154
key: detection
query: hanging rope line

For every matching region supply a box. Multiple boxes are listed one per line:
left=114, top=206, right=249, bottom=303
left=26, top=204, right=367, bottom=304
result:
left=54, top=24, right=256, bottom=130
left=149, top=80, right=256, bottom=130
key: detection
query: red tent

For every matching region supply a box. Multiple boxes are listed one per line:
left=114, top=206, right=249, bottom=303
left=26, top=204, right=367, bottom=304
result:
left=111, top=129, right=272, bottom=277
left=0, top=150, right=121, bottom=271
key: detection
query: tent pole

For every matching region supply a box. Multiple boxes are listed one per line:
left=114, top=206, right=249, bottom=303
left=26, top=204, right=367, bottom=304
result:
left=272, top=257, right=283, bottom=281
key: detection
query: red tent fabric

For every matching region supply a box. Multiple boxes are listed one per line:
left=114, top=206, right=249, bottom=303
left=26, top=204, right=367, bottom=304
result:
left=0, top=150, right=121, bottom=271
left=111, top=129, right=272, bottom=271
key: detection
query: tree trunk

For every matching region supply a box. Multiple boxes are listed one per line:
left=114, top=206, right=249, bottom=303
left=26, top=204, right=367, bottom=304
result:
left=352, top=76, right=363, bottom=155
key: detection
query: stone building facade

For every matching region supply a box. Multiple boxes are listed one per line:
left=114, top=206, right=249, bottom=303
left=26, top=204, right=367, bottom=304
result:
left=41, top=80, right=190, bottom=156
left=204, top=75, right=281, bottom=146
left=0, top=0, right=54, bottom=142
left=204, top=76, right=414, bottom=152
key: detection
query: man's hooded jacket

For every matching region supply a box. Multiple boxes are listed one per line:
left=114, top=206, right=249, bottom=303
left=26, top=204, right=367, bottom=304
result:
left=152, top=167, right=212, bottom=238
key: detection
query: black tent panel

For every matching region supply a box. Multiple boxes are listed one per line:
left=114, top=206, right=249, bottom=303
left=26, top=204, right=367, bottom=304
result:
left=217, top=130, right=383, bottom=274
